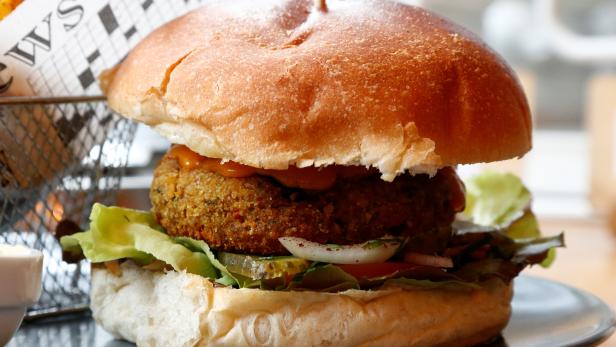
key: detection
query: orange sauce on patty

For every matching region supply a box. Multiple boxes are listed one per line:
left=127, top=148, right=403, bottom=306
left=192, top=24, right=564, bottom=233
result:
left=169, top=145, right=341, bottom=190
left=169, top=144, right=465, bottom=211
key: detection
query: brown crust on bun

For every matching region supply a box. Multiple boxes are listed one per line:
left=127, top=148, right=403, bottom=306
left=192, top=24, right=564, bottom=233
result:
left=106, top=0, right=531, bottom=180
left=91, top=262, right=513, bottom=347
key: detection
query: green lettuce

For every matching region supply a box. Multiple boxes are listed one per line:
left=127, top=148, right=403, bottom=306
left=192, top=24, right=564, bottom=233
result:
left=461, top=171, right=560, bottom=267
left=173, top=237, right=238, bottom=286
left=463, top=171, right=531, bottom=227
left=60, top=204, right=217, bottom=279
left=512, top=233, right=564, bottom=265
left=287, top=264, right=360, bottom=292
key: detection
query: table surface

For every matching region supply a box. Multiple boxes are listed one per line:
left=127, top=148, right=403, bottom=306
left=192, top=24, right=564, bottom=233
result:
left=7, top=216, right=616, bottom=347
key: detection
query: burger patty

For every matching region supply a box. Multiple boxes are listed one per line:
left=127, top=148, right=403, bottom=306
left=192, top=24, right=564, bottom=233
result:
left=151, top=152, right=463, bottom=255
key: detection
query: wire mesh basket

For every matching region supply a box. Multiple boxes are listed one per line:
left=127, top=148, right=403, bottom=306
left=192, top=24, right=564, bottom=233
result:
left=0, top=95, right=136, bottom=318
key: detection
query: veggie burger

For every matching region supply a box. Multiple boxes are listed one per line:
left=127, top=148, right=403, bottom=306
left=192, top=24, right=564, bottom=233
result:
left=61, top=1, right=564, bottom=346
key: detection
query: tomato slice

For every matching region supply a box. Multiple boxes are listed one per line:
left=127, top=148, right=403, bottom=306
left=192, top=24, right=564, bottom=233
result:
left=337, top=263, right=421, bottom=279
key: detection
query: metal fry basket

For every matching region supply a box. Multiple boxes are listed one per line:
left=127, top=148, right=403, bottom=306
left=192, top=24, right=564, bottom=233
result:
left=0, top=95, right=136, bottom=318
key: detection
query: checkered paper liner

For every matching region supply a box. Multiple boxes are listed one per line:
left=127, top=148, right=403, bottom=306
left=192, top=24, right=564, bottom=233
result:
left=0, top=96, right=136, bottom=318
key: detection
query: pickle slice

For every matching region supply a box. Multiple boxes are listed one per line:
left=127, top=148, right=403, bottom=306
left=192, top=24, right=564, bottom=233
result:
left=218, top=252, right=311, bottom=280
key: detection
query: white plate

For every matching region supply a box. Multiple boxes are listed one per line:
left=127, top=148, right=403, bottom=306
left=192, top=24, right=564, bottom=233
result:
left=498, top=276, right=616, bottom=347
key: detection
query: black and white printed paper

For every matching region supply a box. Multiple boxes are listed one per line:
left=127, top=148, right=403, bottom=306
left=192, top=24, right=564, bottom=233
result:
left=0, top=0, right=205, bottom=96
left=0, top=0, right=204, bottom=191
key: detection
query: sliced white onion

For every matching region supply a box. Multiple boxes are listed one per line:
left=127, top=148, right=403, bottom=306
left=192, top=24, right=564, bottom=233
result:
left=278, top=236, right=403, bottom=264
left=404, top=252, right=453, bottom=268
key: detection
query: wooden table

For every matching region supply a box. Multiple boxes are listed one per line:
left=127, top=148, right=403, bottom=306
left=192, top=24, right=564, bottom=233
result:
left=528, top=217, right=616, bottom=346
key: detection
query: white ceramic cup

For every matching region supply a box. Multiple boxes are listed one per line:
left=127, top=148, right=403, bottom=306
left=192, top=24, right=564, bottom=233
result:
left=0, top=244, right=43, bottom=346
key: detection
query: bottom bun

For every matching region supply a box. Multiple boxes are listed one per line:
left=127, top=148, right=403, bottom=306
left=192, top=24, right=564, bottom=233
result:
left=91, top=262, right=512, bottom=347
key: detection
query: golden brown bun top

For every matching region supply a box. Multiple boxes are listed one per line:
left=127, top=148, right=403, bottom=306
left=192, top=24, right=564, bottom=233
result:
left=107, top=0, right=532, bottom=180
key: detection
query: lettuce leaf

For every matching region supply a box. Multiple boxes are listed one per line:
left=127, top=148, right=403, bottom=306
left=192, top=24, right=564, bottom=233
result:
left=541, top=248, right=557, bottom=268
left=463, top=172, right=531, bottom=228
left=287, top=264, right=360, bottom=292
left=512, top=233, right=565, bottom=265
left=173, top=237, right=239, bottom=286
left=461, top=171, right=561, bottom=268
left=60, top=204, right=217, bottom=279
left=452, top=219, right=564, bottom=277
left=61, top=204, right=157, bottom=264
left=506, top=210, right=540, bottom=239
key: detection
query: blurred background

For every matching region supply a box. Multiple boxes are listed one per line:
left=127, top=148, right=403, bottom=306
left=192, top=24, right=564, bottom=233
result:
left=404, top=0, right=616, bottom=219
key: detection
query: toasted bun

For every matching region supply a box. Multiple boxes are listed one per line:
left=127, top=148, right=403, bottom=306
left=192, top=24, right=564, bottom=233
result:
left=91, top=262, right=512, bottom=347
left=106, top=0, right=531, bottom=180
